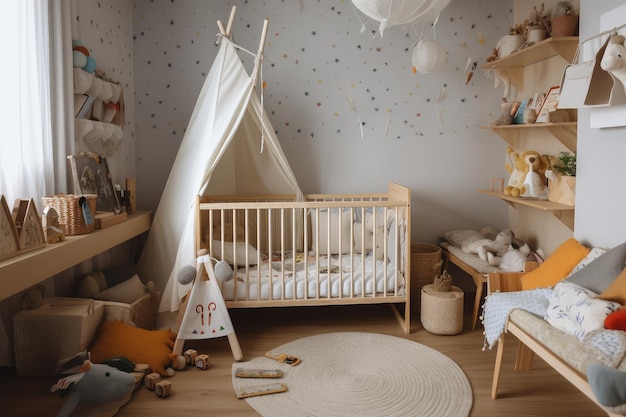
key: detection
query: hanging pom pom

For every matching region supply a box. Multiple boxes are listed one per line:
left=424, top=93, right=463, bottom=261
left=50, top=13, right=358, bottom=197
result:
left=214, top=260, right=233, bottom=282
left=177, top=264, right=196, bottom=285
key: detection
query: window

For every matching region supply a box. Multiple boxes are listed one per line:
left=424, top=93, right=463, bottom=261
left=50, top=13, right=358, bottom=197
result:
left=0, top=0, right=71, bottom=209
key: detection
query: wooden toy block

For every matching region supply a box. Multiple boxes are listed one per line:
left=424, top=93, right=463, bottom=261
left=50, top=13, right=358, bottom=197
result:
left=195, top=354, right=210, bottom=370
left=155, top=380, right=171, bottom=398
left=144, top=372, right=161, bottom=390
left=184, top=349, right=198, bottom=365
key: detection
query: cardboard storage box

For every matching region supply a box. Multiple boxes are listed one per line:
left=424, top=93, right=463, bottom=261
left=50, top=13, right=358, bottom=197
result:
left=13, top=297, right=103, bottom=376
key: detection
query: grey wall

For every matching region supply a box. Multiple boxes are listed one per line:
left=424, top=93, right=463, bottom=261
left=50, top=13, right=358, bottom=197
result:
left=576, top=0, right=626, bottom=248
left=132, top=0, right=513, bottom=244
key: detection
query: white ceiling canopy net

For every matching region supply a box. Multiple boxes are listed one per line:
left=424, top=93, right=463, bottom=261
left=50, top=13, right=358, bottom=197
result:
left=351, top=0, right=453, bottom=36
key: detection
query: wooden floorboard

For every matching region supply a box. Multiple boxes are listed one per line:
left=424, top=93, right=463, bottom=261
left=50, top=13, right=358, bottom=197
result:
left=0, top=303, right=607, bottom=416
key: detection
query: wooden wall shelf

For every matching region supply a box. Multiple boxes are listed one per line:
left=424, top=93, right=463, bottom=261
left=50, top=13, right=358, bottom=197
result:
left=0, top=211, right=151, bottom=301
left=478, top=190, right=574, bottom=230
left=482, top=36, right=579, bottom=90
left=481, top=122, right=577, bottom=152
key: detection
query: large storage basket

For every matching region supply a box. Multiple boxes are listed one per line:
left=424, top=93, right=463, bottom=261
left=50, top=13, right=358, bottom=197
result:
left=411, top=243, right=443, bottom=311
left=42, top=194, right=97, bottom=235
left=13, top=297, right=103, bottom=376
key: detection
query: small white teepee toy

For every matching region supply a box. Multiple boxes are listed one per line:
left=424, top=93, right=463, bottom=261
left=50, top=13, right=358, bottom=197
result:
left=173, top=249, right=242, bottom=361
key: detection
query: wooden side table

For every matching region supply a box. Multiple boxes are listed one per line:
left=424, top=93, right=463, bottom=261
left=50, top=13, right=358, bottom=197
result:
left=420, top=284, right=464, bottom=335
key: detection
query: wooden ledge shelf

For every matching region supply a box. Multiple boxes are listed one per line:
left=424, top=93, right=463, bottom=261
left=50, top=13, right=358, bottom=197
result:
left=481, top=122, right=577, bottom=152
left=481, top=36, right=579, bottom=90
left=478, top=189, right=574, bottom=230
left=0, top=211, right=151, bottom=301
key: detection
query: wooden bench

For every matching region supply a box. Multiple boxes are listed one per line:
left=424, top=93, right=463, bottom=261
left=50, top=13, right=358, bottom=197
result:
left=488, top=265, right=623, bottom=417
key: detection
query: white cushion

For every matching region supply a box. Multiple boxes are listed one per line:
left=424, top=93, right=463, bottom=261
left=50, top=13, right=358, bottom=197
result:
left=211, top=241, right=259, bottom=266
left=310, top=209, right=352, bottom=255
left=93, top=274, right=147, bottom=304
left=544, top=281, right=620, bottom=341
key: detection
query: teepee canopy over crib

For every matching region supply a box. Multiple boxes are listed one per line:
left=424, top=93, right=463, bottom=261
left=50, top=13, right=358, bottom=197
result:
left=138, top=13, right=302, bottom=314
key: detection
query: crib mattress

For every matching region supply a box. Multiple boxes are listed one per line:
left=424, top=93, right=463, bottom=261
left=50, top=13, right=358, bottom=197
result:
left=220, top=252, right=405, bottom=301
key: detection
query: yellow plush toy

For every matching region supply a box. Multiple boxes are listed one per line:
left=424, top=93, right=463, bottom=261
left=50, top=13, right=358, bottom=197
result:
left=504, top=146, right=551, bottom=198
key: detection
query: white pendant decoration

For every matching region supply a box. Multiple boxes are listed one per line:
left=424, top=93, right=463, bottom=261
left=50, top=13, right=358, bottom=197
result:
left=412, top=39, right=447, bottom=74
left=352, top=0, right=452, bottom=36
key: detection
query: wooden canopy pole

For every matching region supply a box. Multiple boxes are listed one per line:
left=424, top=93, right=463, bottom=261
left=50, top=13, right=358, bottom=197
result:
left=217, top=20, right=227, bottom=37
left=258, top=18, right=270, bottom=56
left=217, top=5, right=237, bottom=39
left=226, top=5, right=237, bottom=37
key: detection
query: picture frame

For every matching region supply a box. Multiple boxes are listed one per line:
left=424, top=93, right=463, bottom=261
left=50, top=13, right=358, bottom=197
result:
left=68, top=154, right=121, bottom=213
left=536, top=86, right=561, bottom=123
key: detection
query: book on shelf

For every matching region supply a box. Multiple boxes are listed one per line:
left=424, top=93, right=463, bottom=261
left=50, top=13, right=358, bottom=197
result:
left=74, top=94, right=94, bottom=119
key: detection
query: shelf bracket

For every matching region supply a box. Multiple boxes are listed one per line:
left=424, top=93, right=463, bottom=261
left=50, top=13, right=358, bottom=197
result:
left=552, top=209, right=575, bottom=231
left=546, top=124, right=577, bottom=152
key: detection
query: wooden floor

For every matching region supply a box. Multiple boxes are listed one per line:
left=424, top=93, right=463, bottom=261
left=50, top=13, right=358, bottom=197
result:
left=0, top=302, right=608, bottom=417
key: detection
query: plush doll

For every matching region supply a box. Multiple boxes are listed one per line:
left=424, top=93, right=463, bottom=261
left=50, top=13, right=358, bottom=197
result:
left=354, top=212, right=384, bottom=260
left=51, top=351, right=135, bottom=417
left=504, top=146, right=551, bottom=198
left=462, top=229, right=527, bottom=267
left=492, top=99, right=517, bottom=125
left=498, top=242, right=531, bottom=271
left=600, top=34, right=626, bottom=91
left=354, top=210, right=393, bottom=260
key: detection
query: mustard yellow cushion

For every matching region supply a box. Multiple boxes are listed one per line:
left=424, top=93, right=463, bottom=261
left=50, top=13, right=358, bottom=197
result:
left=90, top=321, right=177, bottom=375
left=599, top=268, right=626, bottom=305
left=521, top=238, right=590, bottom=290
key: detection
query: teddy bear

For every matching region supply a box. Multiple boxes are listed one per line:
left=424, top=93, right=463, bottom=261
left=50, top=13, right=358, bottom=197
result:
left=504, top=146, right=551, bottom=198
left=462, top=229, right=528, bottom=267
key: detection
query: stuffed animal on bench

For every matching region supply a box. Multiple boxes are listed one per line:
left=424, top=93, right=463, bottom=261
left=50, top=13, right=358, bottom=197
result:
left=462, top=229, right=528, bottom=267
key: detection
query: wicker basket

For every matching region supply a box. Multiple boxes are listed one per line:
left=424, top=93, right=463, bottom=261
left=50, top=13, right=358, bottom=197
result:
left=421, top=284, right=464, bottom=335
left=411, top=243, right=443, bottom=311
left=42, top=194, right=97, bottom=235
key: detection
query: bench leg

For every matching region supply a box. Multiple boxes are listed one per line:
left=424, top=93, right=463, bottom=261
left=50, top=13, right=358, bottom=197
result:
left=514, top=341, right=535, bottom=371
left=471, top=275, right=486, bottom=330
left=491, top=335, right=505, bottom=399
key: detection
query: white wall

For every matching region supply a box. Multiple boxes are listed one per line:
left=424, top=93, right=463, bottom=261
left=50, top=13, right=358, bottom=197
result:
left=576, top=0, right=626, bottom=248
left=132, top=0, right=513, bottom=245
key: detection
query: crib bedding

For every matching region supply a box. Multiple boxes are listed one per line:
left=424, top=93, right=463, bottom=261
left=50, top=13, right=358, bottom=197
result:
left=220, top=251, right=405, bottom=301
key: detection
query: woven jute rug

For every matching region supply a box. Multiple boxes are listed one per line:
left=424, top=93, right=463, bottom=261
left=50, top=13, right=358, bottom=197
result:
left=232, top=332, right=472, bottom=417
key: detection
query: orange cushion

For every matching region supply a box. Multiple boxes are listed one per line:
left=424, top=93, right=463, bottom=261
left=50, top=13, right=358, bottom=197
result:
left=90, top=321, right=177, bottom=375
left=599, top=268, right=626, bottom=305
left=521, top=238, right=590, bottom=290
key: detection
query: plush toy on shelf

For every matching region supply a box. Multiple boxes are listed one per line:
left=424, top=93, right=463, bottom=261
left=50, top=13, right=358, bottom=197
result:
left=504, top=146, right=551, bottom=198
left=72, top=39, right=97, bottom=73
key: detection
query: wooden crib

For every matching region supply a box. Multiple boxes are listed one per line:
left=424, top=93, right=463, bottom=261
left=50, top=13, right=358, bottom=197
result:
left=195, top=182, right=412, bottom=332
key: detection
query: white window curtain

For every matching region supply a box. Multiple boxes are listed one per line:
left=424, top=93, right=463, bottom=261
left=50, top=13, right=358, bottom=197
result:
left=0, top=0, right=73, bottom=367
left=0, top=0, right=73, bottom=209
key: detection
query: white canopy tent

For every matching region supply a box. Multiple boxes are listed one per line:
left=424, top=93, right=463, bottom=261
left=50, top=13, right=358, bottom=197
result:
left=137, top=16, right=302, bottom=315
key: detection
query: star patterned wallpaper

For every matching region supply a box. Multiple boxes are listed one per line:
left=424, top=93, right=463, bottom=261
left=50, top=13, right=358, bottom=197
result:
left=73, top=0, right=136, bottom=187
left=80, top=0, right=516, bottom=243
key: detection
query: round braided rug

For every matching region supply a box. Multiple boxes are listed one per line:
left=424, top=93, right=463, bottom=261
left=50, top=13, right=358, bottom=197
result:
left=232, top=332, right=472, bottom=417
